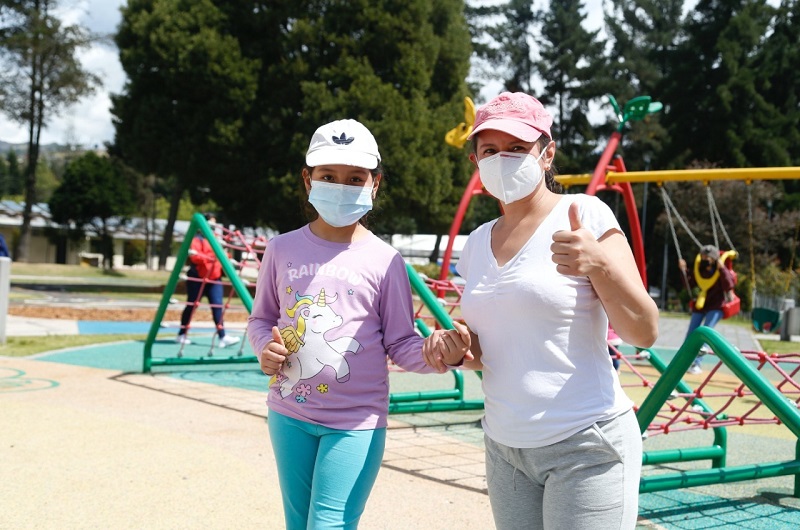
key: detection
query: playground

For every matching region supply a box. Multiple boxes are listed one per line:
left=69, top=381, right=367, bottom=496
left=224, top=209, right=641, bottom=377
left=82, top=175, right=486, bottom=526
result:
left=6, top=94, right=800, bottom=529
left=4, top=288, right=800, bottom=529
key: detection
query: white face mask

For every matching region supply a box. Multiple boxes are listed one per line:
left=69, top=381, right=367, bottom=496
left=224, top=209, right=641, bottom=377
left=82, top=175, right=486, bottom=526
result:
left=308, top=181, right=374, bottom=227
left=477, top=149, right=547, bottom=204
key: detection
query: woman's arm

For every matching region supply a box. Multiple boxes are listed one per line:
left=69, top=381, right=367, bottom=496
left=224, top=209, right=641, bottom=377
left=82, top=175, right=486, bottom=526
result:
left=551, top=202, right=658, bottom=348
left=591, top=232, right=659, bottom=347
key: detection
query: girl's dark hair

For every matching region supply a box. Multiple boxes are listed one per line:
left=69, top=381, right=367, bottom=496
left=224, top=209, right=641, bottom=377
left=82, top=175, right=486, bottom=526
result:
left=471, top=134, right=562, bottom=194
left=300, top=164, right=384, bottom=226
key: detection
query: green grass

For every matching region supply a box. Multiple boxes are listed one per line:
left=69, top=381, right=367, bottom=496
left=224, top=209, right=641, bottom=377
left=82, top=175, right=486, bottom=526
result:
left=0, top=334, right=146, bottom=357
left=11, top=263, right=171, bottom=283
left=757, top=339, right=800, bottom=355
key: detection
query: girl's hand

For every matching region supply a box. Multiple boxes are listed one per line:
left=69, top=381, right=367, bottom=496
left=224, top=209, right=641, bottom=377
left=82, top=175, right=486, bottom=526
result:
left=422, top=320, right=473, bottom=373
left=260, top=326, right=288, bottom=376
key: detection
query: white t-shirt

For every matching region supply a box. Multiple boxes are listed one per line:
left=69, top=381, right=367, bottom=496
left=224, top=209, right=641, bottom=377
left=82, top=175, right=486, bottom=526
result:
left=457, top=194, right=634, bottom=448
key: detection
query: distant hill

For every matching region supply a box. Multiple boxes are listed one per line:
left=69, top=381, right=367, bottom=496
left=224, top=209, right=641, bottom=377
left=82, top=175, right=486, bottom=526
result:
left=0, top=140, right=24, bottom=153
left=0, top=140, right=69, bottom=155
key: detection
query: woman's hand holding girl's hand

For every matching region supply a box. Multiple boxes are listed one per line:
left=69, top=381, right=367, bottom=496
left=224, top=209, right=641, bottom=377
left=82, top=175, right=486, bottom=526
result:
left=260, top=326, right=288, bottom=376
left=422, top=320, right=473, bottom=373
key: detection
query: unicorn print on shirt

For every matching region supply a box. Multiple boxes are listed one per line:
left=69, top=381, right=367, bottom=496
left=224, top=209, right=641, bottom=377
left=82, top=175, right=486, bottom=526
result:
left=276, top=287, right=361, bottom=399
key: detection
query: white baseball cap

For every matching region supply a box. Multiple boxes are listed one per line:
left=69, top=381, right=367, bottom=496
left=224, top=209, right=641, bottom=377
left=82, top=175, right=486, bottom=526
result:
left=305, top=119, right=381, bottom=170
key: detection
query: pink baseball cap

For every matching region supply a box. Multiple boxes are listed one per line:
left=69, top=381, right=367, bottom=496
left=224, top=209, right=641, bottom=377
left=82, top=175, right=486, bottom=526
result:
left=467, top=92, right=553, bottom=143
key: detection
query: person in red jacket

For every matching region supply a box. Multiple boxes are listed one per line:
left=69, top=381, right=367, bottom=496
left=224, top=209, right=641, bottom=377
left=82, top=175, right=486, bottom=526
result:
left=176, top=214, right=240, bottom=348
left=679, top=244, right=735, bottom=374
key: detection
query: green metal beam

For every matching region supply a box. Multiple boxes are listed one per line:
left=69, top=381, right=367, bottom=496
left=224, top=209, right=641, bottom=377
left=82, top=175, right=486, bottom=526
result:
left=143, top=213, right=256, bottom=372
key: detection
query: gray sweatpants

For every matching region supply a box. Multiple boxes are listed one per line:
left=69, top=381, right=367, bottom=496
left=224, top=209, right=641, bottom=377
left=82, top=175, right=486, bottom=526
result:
left=485, top=408, right=642, bottom=530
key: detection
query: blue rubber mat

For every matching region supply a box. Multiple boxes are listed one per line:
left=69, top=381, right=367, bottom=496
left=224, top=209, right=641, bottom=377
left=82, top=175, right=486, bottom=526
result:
left=639, top=489, right=800, bottom=529
left=76, top=321, right=183, bottom=334
left=38, top=338, right=259, bottom=388
left=38, top=340, right=147, bottom=372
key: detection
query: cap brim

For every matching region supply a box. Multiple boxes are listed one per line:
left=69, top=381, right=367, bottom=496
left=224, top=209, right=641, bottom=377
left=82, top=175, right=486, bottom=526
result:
left=467, top=119, right=545, bottom=143
left=306, top=149, right=379, bottom=170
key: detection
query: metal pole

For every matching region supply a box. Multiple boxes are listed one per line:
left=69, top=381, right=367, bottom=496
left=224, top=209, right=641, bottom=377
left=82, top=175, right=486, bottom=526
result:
left=0, top=257, right=9, bottom=344
left=641, top=182, right=648, bottom=244
left=661, top=240, right=669, bottom=310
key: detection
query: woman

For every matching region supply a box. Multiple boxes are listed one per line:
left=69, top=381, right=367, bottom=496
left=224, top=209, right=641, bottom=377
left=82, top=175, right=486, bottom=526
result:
left=424, top=92, right=658, bottom=529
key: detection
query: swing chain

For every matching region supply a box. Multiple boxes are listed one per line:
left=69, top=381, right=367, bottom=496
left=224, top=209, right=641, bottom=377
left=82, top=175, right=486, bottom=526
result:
left=706, top=185, right=737, bottom=254
left=660, top=186, right=693, bottom=291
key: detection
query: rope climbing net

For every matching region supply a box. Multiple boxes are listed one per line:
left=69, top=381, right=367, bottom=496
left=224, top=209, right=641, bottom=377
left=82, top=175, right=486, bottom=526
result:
left=176, top=222, right=268, bottom=354
left=641, top=350, right=800, bottom=437
left=144, top=215, right=270, bottom=369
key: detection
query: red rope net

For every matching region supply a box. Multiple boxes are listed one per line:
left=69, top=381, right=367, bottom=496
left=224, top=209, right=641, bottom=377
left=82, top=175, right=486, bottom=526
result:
left=176, top=223, right=268, bottom=354
left=610, top=345, right=800, bottom=437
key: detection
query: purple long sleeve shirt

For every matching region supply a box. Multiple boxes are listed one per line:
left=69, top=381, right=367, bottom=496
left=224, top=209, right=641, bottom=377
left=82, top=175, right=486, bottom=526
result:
left=247, top=225, right=434, bottom=430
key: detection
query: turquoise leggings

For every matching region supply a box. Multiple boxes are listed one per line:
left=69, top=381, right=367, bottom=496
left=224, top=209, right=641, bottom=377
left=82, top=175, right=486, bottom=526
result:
left=268, top=410, right=386, bottom=530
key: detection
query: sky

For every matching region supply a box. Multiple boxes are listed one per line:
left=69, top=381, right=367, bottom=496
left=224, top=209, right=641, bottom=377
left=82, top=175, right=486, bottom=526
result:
left=0, top=0, right=608, bottom=148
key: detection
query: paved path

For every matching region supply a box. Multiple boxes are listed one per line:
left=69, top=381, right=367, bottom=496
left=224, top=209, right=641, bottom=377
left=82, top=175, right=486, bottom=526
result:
left=1, top=355, right=494, bottom=529
left=653, top=315, right=769, bottom=352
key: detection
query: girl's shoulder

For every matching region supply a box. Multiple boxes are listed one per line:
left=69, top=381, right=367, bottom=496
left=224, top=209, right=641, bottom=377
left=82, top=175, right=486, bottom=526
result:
left=362, top=231, right=403, bottom=260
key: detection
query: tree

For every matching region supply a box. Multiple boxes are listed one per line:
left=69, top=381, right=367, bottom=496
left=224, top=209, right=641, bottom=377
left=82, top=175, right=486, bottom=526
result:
left=753, top=0, right=800, bottom=196
left=651, top=176, right=796, bottom=301
left=658, top=0, right=780, bottom=168
left=601, top=0, right=681, bottom=168
left=215, top=0, right=473, bottom=242
left=0, top=152, right=7, bottom=197
left=0, top=0, right=100, bottom=261
left=111, top=0, right=259, bottom=270
left=536, top=0, right=607, bottom=174
left=466, top=0, right=537, bottom=93
left=6, top=150, right=22, bottom=195
left=48, top=152, right=138, bottom=269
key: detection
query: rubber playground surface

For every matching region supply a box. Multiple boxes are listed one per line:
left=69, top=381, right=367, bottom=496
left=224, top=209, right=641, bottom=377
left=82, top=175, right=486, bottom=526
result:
left=4, top=318, right=800, bottom=529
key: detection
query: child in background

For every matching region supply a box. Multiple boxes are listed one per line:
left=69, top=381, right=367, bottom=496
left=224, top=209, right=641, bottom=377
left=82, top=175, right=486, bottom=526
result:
left=247, top=118, right=470, bottom=529
left=176, top=213, right=240, bottom=348
left=679, top=244, right=735, bottom=374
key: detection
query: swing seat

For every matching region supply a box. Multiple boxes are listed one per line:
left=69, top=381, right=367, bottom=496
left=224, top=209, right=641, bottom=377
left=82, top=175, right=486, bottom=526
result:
left=752, top=307, right=782, bottom=333
left=722, top=294, right=740, bottom=319
left=688, top=294, right=740, bottom=319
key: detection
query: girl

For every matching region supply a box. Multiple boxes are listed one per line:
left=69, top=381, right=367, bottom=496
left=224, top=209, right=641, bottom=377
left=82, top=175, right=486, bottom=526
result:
left=248, top=118, right=469, bottom=529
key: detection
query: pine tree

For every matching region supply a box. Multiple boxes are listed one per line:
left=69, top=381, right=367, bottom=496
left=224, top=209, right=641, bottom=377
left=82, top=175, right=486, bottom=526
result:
left=658, top=0, right=780, bottom=168
left=0, top=154, right=7, bottom=198
left=754, top=0, right=800, bottom=167
left=601, top=0, right=681, bottom=168
left=466, top=0, right=536, bottom=93
left=536, top=0, right=607, bottom=174
left=111, top=0, right=259, bottom=269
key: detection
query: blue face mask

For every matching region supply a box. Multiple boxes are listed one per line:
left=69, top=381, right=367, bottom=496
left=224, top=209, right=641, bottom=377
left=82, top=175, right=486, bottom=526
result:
left=308, top=181, right=374, bottom=227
